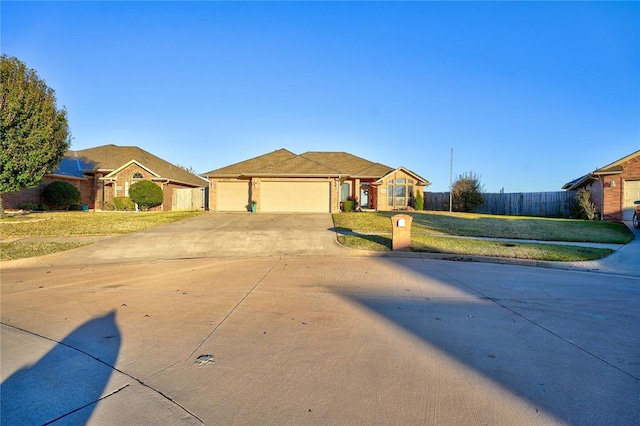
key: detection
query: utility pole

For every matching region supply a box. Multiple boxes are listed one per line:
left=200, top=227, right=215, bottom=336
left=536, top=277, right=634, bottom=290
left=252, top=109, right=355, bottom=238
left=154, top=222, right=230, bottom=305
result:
left=449, top=148, right=453, bottom=212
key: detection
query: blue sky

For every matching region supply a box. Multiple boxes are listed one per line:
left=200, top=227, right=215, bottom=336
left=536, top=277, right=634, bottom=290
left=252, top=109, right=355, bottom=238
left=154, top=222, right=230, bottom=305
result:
left=2, top=1, right=638, bottom=192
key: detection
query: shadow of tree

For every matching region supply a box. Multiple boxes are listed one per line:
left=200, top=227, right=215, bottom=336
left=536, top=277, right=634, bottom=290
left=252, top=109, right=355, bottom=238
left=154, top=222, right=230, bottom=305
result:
left=1, top=311, right=121, bottom=425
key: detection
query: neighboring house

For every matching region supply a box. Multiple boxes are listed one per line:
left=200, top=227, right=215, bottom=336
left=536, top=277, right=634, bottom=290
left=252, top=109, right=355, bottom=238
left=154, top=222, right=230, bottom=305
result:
left=5, top=144, right=207, bottom=211
left=2, top=156, right=93, bottom=209
left=562, top=150, right=640, bottom=221
left=202, top=149, right=430, bottom=213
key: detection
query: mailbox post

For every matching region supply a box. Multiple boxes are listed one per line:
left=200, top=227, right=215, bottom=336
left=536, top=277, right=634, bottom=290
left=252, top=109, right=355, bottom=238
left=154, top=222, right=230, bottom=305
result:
left=391, top=214, right=413, bottom=251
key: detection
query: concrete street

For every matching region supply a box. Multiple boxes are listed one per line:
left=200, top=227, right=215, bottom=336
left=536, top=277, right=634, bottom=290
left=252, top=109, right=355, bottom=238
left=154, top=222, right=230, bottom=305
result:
left=1, top=213, right=639, bottom=425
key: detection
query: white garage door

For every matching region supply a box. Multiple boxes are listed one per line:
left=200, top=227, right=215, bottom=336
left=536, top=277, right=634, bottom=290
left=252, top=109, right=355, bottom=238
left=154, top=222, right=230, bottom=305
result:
left=261, top=181, right=330, bottom=213
left=623, top=180, right=640, bottom=221
left=217, top=181, right=250, bottom=211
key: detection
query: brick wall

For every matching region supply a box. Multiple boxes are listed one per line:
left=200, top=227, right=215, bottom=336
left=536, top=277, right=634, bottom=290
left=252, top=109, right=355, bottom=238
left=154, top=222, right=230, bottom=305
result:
left=2, top=176, right=91, bottom=210
left=602, top=155, right=640, bottom=221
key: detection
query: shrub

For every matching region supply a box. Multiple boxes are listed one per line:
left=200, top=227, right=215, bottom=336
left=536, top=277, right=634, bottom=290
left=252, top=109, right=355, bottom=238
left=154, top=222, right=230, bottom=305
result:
left=414, top=191, right=424, bottom=210
left=43, top=181, right=81, bottom=210
left=342, top=200, right=355, bottom=212
left=452, top=171, right=484, bottom=212
left=114, top=197, right=135, bottom=211
left=571, top=188, right=598, bottom=220
left=18, top=202, right=39, bottom=211
left=129, top=180, right=163, bottom=210
left=68, top=204, right=82, bottom=211
left=38, top=203, right=49, bottom=211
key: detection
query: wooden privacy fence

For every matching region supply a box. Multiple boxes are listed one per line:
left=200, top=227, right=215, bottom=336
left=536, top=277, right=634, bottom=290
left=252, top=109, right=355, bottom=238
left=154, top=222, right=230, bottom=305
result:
left=424, top=191, right=576, bottom=218
left=172, top=187, right=207, bottom=211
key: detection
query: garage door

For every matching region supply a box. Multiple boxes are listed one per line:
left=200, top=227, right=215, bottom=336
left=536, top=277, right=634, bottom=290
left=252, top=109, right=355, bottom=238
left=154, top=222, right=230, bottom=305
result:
left=261, top=181, right=330, bottom=213
left=623, top=180, right=640, bottom=221
left=217, top=181, right=250, bottom=211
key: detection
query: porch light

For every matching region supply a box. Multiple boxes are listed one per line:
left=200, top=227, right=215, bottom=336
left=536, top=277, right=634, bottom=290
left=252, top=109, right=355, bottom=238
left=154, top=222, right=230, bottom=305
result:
left=609, top=180, right=616, bottom=188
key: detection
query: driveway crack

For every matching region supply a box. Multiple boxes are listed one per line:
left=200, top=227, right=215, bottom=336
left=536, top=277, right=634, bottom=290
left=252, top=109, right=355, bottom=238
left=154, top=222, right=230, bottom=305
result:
left=186, top=257, right=282, bottom=360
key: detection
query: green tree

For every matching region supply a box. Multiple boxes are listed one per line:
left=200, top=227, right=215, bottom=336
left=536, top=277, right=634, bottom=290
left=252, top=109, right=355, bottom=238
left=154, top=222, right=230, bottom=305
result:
left=1, top=55, right=71, bottom=217
left=129, top=180, right=163, bottom=210
left=452, top=171, right=484, bottom=212
left=414, top=191, right=424, bottom=210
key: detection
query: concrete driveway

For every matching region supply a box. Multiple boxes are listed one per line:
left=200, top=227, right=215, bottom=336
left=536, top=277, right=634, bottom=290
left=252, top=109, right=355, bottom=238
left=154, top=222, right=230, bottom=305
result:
left=2, top=213, right=639, bottom=424
left=4, top=213, right=349, bottom=268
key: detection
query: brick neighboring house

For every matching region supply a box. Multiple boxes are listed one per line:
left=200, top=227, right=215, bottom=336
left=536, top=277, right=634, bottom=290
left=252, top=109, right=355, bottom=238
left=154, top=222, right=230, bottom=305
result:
left=202, top=149, right=430, bottom=213
left=4, top=144, right=207, bottom=211
left=562, top=150, right=640, bottom=221
left=2, top=156, right=93, bottom=210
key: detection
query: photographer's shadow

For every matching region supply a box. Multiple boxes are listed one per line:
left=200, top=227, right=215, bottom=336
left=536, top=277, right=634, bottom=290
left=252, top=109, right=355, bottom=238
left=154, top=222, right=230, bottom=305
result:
left=1, top=311, right=121, bottom=425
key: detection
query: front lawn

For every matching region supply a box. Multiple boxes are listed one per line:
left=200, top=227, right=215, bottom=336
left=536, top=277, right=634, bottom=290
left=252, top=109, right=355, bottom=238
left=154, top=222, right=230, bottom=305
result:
left=1, top=211, right=203, bottom=260
left=0, top=241, right=89, bottom=261
left=0, top=211, right=203, bottom=237
left=333, top=211, right=632, bottom=261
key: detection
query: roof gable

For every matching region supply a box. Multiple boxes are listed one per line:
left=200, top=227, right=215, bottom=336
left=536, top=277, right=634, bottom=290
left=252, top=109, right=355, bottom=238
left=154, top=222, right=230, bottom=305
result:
left=73, top=144, right=206, bottom=187
left=103, top=159, right=161, bottom=179
left=594, top=150, right=640, bottom=174
left=375, top=167, right=431, bottom=186
left=563, top=149, right=640, bottom=190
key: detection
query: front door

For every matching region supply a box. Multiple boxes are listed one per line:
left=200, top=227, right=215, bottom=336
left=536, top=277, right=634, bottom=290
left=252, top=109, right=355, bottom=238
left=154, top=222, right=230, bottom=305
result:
left=360, top=187, right=369, bottom=209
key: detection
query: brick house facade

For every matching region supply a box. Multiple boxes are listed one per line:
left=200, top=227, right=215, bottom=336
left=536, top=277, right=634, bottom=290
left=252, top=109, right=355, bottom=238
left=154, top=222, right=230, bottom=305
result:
left=563, top=150, right=640, bottom=221
left=203, top=149, right=430, bottom=213
left=5, top=145, right=207, bottom=212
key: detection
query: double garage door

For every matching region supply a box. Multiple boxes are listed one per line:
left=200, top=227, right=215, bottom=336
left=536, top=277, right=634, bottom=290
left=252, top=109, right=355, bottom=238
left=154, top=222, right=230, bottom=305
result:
left=216, top=181, right=330, bottom=213
left=261, top=181, right=330, bottom=213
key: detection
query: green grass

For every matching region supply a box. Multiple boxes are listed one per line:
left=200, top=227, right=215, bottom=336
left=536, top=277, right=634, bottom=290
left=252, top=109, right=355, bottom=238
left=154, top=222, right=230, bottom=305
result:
left=0, top=241, right=89, bottom=261
left=1, top=211, right=203, bottom=260
left=333, top=211, right=632, bottom=261
left=1, top=211, right=203, bottom=237
left=333, top=211, right=632, bottom=243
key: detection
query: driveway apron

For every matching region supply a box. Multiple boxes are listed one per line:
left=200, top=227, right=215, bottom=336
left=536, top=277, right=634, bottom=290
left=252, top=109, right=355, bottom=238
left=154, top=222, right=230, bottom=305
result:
left=4, top=213, right=348, bottom=268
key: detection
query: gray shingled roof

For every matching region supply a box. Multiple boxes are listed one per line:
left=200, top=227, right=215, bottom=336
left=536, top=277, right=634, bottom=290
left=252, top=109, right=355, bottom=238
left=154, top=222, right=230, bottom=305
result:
left=72, top=144, right=206, bottom=187
left=203, top=149, right=396, bottom=178
left=203, top=149, right=298, bottom=176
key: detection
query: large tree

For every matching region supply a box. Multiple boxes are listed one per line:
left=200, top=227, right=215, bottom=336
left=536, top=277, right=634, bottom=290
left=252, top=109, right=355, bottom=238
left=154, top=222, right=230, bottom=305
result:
left=451, top=171, right=485, bottom=212
left=1, top=54, right=71, bottom=217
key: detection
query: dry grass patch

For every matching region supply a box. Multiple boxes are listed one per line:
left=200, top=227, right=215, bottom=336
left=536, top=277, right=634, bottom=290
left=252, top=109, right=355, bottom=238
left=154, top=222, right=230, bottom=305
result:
left=0, top=241, right=89, bottom=261
left=1, top=211, right=203, bottom=237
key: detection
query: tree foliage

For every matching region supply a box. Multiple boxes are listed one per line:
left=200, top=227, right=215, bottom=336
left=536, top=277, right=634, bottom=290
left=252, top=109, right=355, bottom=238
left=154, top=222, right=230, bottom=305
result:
left=452, top=171, right=485, bottom=212
left=43, top=181, right=81, bottom=210
left=571, top=188, right=598, bottom=220
left=1, top=54, right=71, bottom=216
left=413, top=191, right=424, bottom=210
left=129, top=180, right=163, bottom=210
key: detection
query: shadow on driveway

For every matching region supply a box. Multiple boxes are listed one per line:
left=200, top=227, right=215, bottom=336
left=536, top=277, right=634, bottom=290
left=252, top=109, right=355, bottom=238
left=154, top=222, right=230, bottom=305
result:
left=1, top=311, right=121, bottom=425
left=336, top=258, right=640, bottom=425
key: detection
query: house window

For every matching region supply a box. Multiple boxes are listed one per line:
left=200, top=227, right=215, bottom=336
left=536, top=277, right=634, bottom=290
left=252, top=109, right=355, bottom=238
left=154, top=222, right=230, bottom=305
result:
left=387, top=178, right=414, bottom=208
left=132, top=172, right=143, bottom=179
left=341, top=183, right=350, bottom=202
